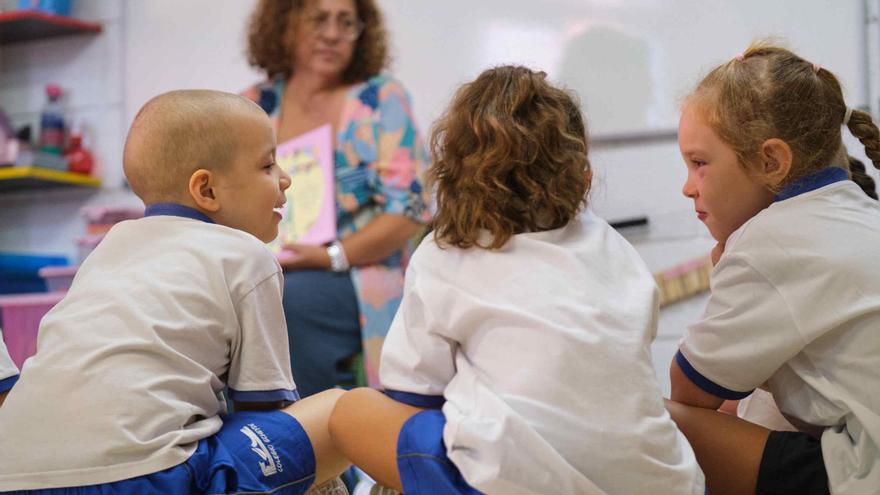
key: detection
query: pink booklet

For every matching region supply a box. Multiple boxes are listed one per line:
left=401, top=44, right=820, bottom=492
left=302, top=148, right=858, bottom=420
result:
left=273, top=124, right=336, bottom=249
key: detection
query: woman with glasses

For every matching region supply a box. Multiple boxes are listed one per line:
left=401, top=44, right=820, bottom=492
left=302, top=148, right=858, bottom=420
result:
left=243, top=0, right=431, bottom=398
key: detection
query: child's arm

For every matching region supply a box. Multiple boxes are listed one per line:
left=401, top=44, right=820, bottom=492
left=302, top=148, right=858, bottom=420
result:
left=329, top=252, right=455, bottom=491
left=229, top=270, right=351, bottom=484
left=669, top=356, right=724, bottom=410
left=377, top=261, right=455, bottom=407
left=671, top=253, right=807, bottom=410
left=227, top=272, right=298, bottom=407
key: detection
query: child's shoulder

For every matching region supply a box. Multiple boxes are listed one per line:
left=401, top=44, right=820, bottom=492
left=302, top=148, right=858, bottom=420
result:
left=121, top=217, right=280, bottom=275
left=408, top=233, right=442, bottom=266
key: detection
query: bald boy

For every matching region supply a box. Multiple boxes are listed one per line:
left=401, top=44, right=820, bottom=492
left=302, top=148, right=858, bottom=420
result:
left=0, top=90, right=350, bottom=495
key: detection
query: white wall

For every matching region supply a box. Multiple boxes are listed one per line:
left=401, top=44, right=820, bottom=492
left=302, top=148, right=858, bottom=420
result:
left=0, top=0, right=141, bottom=260
left=123, top=0, right=263, bottom=124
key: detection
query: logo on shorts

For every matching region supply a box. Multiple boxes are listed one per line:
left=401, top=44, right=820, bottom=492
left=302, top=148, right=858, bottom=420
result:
left=240, top=424, right=284, bottom=477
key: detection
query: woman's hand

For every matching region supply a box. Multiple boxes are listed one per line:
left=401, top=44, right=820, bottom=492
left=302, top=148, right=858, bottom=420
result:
left=276, top=215, right=423, bottom=271
left=277, top=243, right=331, bottom=271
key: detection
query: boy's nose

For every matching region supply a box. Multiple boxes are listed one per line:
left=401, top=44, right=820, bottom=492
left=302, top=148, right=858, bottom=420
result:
left=280, top=170, right=292, bottom=191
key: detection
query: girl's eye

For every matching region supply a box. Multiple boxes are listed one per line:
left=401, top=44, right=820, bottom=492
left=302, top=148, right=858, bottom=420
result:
left=692, top=160, right=707, bottom=168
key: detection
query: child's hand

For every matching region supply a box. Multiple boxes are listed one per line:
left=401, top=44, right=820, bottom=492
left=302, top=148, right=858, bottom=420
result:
left=710, top=241, right=726, bottom=266
left=278, top=243, right=332, bottom=271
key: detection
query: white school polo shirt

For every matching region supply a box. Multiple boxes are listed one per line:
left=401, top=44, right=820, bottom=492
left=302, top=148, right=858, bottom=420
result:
left=381, top=210, right=704, bottom=495
left=678, top=168, right=880, bottom=495
left=0, top=204, right=296, bottom=490
left=0, top=330, right=18, bottom=393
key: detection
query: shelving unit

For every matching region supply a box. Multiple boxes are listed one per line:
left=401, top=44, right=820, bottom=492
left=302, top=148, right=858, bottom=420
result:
left=0, top=10, right=101, bottom=44
left=0, top=11, right=104, bottom=194
left=0, top=166, right=100, bottom=192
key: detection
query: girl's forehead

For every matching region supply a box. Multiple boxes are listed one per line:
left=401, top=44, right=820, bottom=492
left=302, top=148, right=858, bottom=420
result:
left=679, top=106, right=731, bottom=156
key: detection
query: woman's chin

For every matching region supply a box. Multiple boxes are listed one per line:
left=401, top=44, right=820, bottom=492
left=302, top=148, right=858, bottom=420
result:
left=299, top=61, right=349, bottom=81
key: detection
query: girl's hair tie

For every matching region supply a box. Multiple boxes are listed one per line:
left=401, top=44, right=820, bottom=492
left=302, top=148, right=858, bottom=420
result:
left=843, top=107, right=853, bottom=126
left=734, top=53, right=744, bottom=62
left=813, top=63, right=822, bottom=73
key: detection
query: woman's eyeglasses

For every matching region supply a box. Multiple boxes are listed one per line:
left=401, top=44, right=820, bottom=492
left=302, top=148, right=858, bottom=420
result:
left=305, top=13, right=364, bottom=42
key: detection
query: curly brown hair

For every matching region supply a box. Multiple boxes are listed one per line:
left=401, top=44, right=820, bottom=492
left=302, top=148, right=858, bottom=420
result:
left=429, top=65, right=591, bottom=250
left=246, top=0, right=389, bottom=84
left=688, top=41, right=880, bottom=190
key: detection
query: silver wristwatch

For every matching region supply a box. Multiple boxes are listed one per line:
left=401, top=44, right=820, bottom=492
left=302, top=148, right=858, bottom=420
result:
left=326, top=240, right=350, bottom=272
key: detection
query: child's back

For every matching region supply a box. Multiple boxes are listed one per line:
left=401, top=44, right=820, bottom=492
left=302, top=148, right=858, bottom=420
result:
left=330, top=66, right=703, bottom=495
left=0, top=91, right=355, bottom=494
left=0, top=213, right=291, bottom=488
left=382, top=208, right=702, bottom=494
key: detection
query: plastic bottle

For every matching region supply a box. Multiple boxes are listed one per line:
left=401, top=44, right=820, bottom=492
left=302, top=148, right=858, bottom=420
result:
left=65, top=134, right=94, bottom=175
left=39, top=84, right=65, bottom=155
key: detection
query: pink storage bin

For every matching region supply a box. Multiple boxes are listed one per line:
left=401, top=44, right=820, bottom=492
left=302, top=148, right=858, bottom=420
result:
left=0, top=291, right=65, bottom=369
left=79, top=205, right=143, bottom=225
left=75, top=234, right=104, bottom=263
left=38, top=265, right=78, bottom=292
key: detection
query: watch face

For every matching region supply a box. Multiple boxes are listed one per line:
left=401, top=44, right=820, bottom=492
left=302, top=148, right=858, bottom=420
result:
left=327, top=242, right=349, bottom=272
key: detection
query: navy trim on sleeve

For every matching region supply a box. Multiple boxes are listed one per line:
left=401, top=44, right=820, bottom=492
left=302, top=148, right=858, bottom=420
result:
left=228, top=388, right=300, bottom=403
left=385, top=390, right=445, bottom=409
left=0, top=374, right=19, bottom=393
left=144, top=203, right=215, bottom=224
left=675, top=351, right=753, bottom=400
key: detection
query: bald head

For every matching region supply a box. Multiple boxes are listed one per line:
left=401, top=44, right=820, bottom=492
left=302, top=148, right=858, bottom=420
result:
left=123, top=89, right=268, bottom=204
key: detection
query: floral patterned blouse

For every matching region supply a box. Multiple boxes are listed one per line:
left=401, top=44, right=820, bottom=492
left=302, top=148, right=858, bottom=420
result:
left=242, top=75, right=432, bottom=387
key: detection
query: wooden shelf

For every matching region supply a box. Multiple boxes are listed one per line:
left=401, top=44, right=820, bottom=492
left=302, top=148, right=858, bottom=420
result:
left=0, top=166, right=100, bottom=192
left=0, top=10, right=102, bottom=44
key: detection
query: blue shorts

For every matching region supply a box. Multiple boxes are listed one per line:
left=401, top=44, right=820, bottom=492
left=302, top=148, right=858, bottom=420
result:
left=10, top=410, right=316, bottom=495
left=396, top=410, right=482, bottom=495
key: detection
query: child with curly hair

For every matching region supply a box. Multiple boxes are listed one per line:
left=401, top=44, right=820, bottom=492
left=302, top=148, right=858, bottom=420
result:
left=328, top=65, right=704, bottom=495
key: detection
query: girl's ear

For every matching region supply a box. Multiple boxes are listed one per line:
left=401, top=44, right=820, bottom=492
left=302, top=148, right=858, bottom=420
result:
left=760, top=138, right=793, bottom=187
left=188, top=169, right=220, bottom=212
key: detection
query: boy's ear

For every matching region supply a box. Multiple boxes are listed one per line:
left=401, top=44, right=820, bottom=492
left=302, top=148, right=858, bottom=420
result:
left=760, top=138, right=793, bottom=187
left=188, top=169, right=220, bottom=212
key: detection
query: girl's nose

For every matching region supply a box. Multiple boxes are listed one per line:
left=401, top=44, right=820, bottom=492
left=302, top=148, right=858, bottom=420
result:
left=682, top=172, right=697, bottom=199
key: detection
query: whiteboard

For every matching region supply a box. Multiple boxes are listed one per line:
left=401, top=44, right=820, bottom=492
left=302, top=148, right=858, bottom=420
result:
left=380, top=0, right=867, bottom=139
left=124, top=0, right=874, bottom=224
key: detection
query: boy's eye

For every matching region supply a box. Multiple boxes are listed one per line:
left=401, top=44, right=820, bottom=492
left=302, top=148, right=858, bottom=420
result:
left=692, top=159, right=707, bottom=168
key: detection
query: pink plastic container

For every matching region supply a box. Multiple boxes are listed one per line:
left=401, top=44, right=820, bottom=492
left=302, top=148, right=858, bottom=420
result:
left=75, top=234, right=104, bottom=263
left=0, top=291, right=65, bottom=369
left=79, top=205, right=143, bottom=225
left=37, top=265, right=78, bottom=292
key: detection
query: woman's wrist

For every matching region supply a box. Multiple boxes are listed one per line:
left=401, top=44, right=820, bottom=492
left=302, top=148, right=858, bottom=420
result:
left=326, top=240, right=351, bottom=272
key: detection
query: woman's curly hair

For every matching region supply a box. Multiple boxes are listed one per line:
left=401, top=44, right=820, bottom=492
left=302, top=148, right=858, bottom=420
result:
left=429, top=65, right=591, bottom=250
left=246, top=0, right=389, bottom=84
